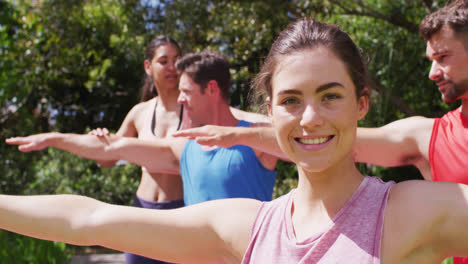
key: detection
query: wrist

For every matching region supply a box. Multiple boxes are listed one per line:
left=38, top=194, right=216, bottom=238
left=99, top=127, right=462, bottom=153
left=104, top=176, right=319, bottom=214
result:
left=45, top=132, right=63, bottom=147
left=108, top=136, right=127, bottom=159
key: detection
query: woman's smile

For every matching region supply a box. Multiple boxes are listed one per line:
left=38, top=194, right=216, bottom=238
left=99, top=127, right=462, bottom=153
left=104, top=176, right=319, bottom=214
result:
left=294, top=135, right=334, bottom=149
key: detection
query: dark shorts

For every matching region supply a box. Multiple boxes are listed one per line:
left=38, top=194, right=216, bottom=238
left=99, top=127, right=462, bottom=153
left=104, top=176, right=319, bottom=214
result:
left=124, top=196, right=184, bottom=264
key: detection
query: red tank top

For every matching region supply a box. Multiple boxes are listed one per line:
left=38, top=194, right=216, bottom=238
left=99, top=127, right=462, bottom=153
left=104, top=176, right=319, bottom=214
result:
left=429, top=108, right=468, bottom=184
left=429, top=109, right=468, bottom=264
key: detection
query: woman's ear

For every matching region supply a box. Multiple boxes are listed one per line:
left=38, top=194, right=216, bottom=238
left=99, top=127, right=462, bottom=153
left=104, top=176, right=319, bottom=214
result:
left=144, top=60, right=152, bottom=76
left=357, top=88, right=369, bottom=121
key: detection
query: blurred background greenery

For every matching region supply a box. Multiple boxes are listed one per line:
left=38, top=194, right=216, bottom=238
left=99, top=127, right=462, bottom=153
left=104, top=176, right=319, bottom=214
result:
left=0, top=0, right=459, bottom=262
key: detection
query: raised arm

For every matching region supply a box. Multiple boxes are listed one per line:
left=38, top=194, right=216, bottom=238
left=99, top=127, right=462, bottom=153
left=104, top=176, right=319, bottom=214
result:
left=0, top=194, right=260, bottom=263
left=354, top=116, right=434, bottom=178
left=6, top=132, right=184, bottom=174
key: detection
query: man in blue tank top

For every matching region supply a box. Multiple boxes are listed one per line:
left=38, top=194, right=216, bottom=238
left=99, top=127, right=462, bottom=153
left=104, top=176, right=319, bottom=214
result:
left=8, top=51, right=278, bottom=206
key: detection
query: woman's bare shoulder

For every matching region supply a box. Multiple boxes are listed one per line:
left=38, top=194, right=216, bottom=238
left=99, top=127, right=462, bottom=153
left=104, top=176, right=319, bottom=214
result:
left=131, top=97, right=157, bottom=113
left=382, top=180, right=468, bottom=263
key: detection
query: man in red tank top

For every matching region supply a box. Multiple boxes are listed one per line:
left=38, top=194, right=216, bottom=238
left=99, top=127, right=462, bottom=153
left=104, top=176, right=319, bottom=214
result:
left=353, top=1, right=468, bottom=263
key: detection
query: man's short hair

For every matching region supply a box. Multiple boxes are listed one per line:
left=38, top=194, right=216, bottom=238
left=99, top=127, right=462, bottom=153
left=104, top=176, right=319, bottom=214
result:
left=176, top=51, right=230, bottom=101
left=420, top=0, right=468, bottom=41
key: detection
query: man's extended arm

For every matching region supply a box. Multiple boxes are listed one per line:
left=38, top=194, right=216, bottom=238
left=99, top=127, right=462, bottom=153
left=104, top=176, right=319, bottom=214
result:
left=354, top=116, right=434, bottom=178
left=173, top=124, right=289, bottom=161
left=6, top=132, right=184, bottom=174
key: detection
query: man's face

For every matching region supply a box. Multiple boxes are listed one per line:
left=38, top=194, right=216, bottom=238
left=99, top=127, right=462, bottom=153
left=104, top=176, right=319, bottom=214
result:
left=426, top=26, right=468, bottom=103
left=177, top=73, right=209, bottom=125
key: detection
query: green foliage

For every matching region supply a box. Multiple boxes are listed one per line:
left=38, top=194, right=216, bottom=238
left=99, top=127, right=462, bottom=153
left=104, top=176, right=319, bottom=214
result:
left=442, top=257, right=454, bottom=264
left=162, top=0, right=293, bottom=109
left=273, top=160, right=298, bottom=199
left=0, top=230, right=73, bottom=263
left=26, top=148, right=139, bottom=205
left=1, top=0, right=148, bottom=201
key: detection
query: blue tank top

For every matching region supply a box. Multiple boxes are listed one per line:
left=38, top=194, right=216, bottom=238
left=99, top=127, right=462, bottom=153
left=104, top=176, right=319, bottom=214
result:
left=180, top=120, right=277, bottom=205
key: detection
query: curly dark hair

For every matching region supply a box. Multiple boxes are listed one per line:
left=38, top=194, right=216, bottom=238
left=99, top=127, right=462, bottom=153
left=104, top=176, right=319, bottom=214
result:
left=420, top=0, right=468, bottom=41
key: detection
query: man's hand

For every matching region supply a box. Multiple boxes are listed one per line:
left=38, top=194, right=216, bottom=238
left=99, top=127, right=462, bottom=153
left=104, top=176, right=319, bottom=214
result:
left=173, top=125, right=238, bottom=148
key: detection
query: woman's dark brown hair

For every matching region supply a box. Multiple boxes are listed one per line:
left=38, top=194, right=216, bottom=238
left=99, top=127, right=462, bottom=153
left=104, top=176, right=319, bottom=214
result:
left=254, top=18, right=368, bottom=102
left=140, top=36, right=181, bottom=102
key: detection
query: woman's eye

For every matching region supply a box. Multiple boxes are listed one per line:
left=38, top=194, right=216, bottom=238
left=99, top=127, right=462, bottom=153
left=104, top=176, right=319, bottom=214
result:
left=323, top=93, right=341, bottom=101
left=281, top=97, right=299, bottom=105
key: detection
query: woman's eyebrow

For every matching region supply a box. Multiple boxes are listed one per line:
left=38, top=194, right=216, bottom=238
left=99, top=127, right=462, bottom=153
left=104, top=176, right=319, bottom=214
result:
left=316, top=82, right=344, bottom=93
left=277, top=89, right=302, bottom=96
left=276, top=82, right=344, bottom=96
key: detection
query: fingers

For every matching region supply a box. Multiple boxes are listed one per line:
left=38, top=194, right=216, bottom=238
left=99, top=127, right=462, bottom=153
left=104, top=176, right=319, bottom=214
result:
left=173, top=129, right=207, bottom=138
left=5, top=138, right=36, bottom=152
left=17, top=142, right=37, bottom=152
left=5, top=137, right=28, bottom=145
left=195, top=136, right=218, bottom=146
left=88, top=128, right=110, bottom=137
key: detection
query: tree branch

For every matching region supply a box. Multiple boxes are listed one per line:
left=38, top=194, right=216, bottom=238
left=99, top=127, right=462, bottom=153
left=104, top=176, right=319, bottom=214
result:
left=329, top=0, right=419, bottom=33
left=421, top=0, right=432, bottom=14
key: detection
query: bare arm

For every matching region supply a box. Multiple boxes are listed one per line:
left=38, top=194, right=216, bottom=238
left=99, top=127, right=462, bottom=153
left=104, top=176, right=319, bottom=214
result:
left=382, top=181, right=468, bottom=263
left=0, top=194, right=260, bottom=264
left=230, top=107, right=271, bottom=123
left=173, top=124, right=289, bottom=161
left=92, top=102, right=145, bottom=167
left=354, top=116, right=434, bottom=169
left=6, top=132, right=184, bottom=174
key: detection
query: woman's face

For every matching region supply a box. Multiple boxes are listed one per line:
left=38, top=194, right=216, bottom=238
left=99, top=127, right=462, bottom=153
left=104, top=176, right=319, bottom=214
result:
left=144, top=44, right=181, bottom=92
left=269, top=47, right=368, bottom=173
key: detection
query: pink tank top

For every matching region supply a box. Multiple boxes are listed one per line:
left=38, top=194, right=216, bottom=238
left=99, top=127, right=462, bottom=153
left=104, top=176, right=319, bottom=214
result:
left=241, top=176, right=394, bottom=264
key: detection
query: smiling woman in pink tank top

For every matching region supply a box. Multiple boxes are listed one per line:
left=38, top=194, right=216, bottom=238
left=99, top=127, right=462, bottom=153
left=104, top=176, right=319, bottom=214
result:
left=2, top=17, right=468, bottom=264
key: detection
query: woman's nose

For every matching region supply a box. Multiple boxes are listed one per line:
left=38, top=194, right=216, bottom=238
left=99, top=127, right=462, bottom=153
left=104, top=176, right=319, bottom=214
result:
left=299, top=104, right=324, bottom=129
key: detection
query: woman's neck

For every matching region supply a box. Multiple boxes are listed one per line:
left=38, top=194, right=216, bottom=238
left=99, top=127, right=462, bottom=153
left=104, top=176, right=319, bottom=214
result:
left=294, top=156, right=363, bottom=217
left=291, top=158, right=364, bottom=242
left=155, top=87, right=180, bottom=110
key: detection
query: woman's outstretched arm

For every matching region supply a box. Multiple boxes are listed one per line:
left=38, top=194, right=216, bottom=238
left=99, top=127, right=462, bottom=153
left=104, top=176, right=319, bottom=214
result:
left=0, top=194, right=260, bottom=264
